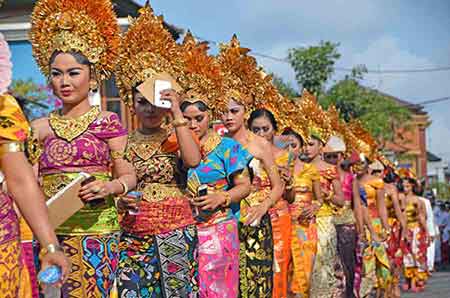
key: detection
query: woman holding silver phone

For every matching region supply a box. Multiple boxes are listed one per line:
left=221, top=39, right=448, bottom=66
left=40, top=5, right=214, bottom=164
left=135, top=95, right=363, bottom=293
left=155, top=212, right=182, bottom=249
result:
left=114, top=6, right=202, bottom=298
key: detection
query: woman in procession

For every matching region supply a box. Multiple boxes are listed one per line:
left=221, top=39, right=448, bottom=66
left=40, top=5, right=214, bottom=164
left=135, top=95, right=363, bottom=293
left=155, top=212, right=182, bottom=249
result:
left=299, top=92, right=346, bottom=298
left=217, top=38, right=285, bottom=297
left=114, top=7, right=201, bottom=297
left=400, top=170, right=429, bottom=293
left=29, top=0, right=136, bottom=296
left=382, top=164, right=407, bottom=298
left=180, top=35, right=253, bottom=298
left=0, top=33, right=70, bottom=297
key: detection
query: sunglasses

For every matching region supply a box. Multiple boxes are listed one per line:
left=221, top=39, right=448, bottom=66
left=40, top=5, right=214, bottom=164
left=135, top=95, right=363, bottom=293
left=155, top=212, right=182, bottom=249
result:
left=323, top=153, right=340, bottom=160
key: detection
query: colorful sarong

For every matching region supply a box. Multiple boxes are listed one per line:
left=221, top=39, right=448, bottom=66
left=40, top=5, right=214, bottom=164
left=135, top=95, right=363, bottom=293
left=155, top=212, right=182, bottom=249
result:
left=197, top=218, right=239, bottom=298
left=403, top=224, right=428, bottom=282
left=310, top=215, right=346, bottom=298
left=117, top=225, right=198, bottom=298
left=290, top=219, right=317, bottom=297
left=34, top=233, right=120, bottom=297
left=270, top=205, right=291, bottom=298
left=336, top=223, right=357, bottom=298
left=0, top=192, right=21, bottom=298
left=239, top=213, right=273, bottom=298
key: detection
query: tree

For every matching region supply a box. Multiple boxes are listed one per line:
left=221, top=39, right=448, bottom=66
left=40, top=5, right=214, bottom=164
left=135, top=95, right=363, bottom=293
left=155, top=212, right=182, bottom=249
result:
left=271, top=74, right=298, bottom=99
left=286, top=41, right=411, bottom=141
left=319, top=67, right=411, bottom=140
left=287, top=41, right=340, bottom=95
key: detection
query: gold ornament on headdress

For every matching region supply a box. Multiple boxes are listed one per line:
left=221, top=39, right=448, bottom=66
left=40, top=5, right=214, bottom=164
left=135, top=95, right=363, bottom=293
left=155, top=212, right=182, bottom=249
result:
left=177, top=31, right=223, bottom=110
left=115, top=3, right=182, bottom=107
left=348, top=119, right=378, bottom=161
left=216, top=35, right=264, bottom=113
left=299, top=89, right=332, bottom=144
left=30, top=0, right=121, bottom=81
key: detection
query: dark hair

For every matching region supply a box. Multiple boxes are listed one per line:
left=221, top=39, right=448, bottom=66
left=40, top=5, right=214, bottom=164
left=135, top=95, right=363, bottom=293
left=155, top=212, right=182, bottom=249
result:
left=49, top=50, right=91, bottom=66
left=340, top=158, right=354, bottom=172
left=180, top=101, right=209, bottom=113
left=402, top=177, right=422, bottom=195
left=383, top=167, right=399, bottom=184
left=281, top=128, right=304, bottom=147
left=247, top=108, right=277, bottom=131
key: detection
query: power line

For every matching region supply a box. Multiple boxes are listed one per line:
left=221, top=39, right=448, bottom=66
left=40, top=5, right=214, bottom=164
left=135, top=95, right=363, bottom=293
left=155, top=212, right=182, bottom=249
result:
left=195, top=35, right=450, bottom=74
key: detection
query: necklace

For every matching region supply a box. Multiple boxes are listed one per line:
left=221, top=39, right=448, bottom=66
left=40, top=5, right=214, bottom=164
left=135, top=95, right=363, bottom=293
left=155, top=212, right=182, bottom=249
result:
left=49, top=106, right=100, bottom=142
left=201, top=131, right=222, bottom=158
left=130, top=129, right=169, bottom=161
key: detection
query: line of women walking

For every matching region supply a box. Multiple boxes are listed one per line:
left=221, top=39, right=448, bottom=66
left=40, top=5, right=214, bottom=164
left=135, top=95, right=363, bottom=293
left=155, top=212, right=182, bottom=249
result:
left=0, top=0, right=432, bottom=297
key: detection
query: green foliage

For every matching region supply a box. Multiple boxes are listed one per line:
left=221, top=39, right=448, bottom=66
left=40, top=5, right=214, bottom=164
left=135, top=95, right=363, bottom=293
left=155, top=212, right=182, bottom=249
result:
left=287, top=41, right=340, bottom=95
left=320, top=78, right=411, bottom=140
left=271, top=73, right=298, bottom=99
left=10, top=79, right=48, bottom=107
left=430, top=182, right=450, bottom=200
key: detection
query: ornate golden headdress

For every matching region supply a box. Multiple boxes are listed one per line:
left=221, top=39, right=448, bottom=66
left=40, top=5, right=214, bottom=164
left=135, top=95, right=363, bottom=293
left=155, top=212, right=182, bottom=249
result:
left=348, top=119, right=378, bottom=161
left=30, top=0, right=121, bottom=81
left=298, top=89, right=332, bottom=144
left=115, top=4, right=182, bottom=107
left=216, top=35, right=264, bottom=113
left=177, top=31, right=223, bottom=111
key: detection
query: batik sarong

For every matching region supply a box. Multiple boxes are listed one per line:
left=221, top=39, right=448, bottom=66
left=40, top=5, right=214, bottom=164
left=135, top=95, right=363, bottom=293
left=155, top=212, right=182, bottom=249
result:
left=118, top=225, right=198, bottom=298
left=239, top=213, right=273, bottom=298
left=310, top=215, right=346, bottom=298
left=336, top=223, right=357, bottom=298
left=34, top=233, right=120, bottom=298
left=0, top=192, right=21, bottom=298
left=197, top=218, right=239, bottom=298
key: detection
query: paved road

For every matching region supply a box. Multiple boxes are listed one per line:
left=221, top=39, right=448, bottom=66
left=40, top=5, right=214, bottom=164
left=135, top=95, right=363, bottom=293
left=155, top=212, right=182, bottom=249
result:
left=402, top=271, right=450, bottom=298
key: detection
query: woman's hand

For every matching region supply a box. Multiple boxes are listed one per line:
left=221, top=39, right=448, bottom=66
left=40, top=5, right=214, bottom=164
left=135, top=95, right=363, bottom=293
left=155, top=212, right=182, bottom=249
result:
left=191, top=193, right=226, bottom=211
left=278, top=166, right=292, bottom=184
left=79, top=180, right=114, bottom=202
left=160, top=89, right=183, bottom=117
left=116, top=196, right=139, bottom=213
left=244, top=201, right=270, bottom=226
left=40, top=251, right=71, bottom=287
left=298, top=203, right=320, bottom=222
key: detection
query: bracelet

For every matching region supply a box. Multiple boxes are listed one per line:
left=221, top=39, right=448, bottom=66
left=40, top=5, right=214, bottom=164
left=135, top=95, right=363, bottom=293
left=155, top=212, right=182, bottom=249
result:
left=0, top=141, right=24, bottom=157
left=221, top=191, right=231, bottom=207
left=117, top=178, right=129, bottom=196
left=40, top=243, right=63, bottom=258
left=172, top=117, right=188, bottom=128
left=110, top=150, right=125, bottom=160
left=268, top=165, right=278, bottom=176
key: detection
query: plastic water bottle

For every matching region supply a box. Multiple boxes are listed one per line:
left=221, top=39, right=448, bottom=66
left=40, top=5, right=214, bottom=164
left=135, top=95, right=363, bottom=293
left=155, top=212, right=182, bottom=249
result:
left=38, top=266, right=62, bottom=298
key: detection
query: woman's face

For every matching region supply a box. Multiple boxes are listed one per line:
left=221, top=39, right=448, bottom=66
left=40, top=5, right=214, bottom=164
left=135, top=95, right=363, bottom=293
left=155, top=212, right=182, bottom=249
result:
left=402, top=180, right=413, bottom=194
left=183, top=103, right=209, bottom=138
left=286, top=134, right=302, bottom=158
left=50, top=53, right=90, bottom=105
left=221, top=99, right=246, bottom=134
left=304, top=137, right=322, bottom=160
left=133, top=91, right=167, bottom=128
left=250, top=116, right=275, bottom=143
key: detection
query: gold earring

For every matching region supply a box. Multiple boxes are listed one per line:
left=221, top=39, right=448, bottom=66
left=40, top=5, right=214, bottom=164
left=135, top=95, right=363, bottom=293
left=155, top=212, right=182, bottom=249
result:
left=89, top=80, right=98, bottom=92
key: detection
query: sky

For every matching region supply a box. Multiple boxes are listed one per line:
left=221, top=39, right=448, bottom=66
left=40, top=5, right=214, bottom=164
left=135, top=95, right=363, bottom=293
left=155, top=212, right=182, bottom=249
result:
left=137, top=0, right=450, bottom=160
left=10, top=0, right=450, bottom=160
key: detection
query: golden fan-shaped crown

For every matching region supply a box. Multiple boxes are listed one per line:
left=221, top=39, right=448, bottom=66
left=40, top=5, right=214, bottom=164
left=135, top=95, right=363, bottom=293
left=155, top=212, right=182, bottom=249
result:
left=177, top=31, right=223, bottom=112
left=298, top=89, right=332, bottom=144
left=30, top=0, right=121, bottom=81
left=348, top=119, right=378, bottom=160
left=115, top=3, right=182, bottom=107
left=216, top=35, right=264, bottom=113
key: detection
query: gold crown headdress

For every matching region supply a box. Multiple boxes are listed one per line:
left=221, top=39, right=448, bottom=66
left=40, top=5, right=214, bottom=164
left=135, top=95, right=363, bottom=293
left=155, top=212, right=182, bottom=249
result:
left=177, top=31, right=223, bottom=112
left=30, top=0, right=120, bottom=81
left=299, top=89, right=332, bottom=144
left=348, top=119, right=378, bottom=161
left=216, top=35, right=264, bottom=113
left=115, top=4, right=182, bottom=107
